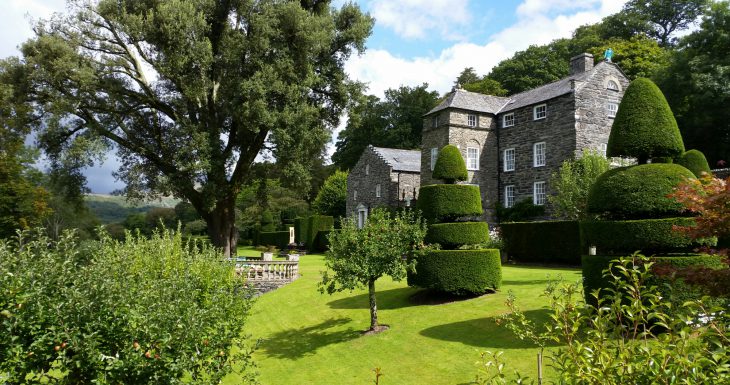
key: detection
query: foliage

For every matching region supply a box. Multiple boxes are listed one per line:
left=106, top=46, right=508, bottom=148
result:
left=332, top=84, right=439, bottom=170
left=237, top=178, right=309, bottom=240
left=418, top=185, right=483, bottom=222
left=3, top=0, right=373, bottom=256
left=587, top=164, right=695, bottom=219
left=669, top=174, right=730, bottom=243
left=0, top=229, right=256, bottom=384
left=676, top=149, right=711, bottom=177
left=658, top=2, right=730, bottom=167
left=426, top=222, right=490, bottom=249
left=501, top=221, right=583, bottom=265
left=257, top=231, right=290, bottom=249
left=588, top=35, right=670, bottom=79
left=407, top=250, right=502, bottom=296
left=488, top=254, right=730, bottom=384
left=294, top=217, right=309, bottom=246
left=320, top=209, right=428, bottom=331
left=608, top=78, right=685, bottom=163
left=312, top=170, right=348, bottom=219
left=487, top=41, right=571, bottom=95
left=307, top=215, right=335, bottom=250
left=432, top=145, right=468, bottom=183
left=581, top=217, right=711, bottom=256
left=454, top=67, right=507, bottom=96
left=183, top=219, right=208, bottom=235
left=548, top=150, right=610, bottom=220
left=623, top=0, right=710, bottom=46
left=495, top=199, right=545, bottom=223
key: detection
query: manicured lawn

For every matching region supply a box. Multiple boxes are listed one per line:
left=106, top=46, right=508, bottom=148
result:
left=238, top=254, right=581, bottom=385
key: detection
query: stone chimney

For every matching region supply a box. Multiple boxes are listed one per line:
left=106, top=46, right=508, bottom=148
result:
left=570, top=53, right=594, bottom=75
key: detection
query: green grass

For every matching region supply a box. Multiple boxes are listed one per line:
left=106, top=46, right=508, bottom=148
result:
left=239, top=255, right=581, bottom=385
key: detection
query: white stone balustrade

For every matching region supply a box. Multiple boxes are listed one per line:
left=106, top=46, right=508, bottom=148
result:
left=235, top=260, right=299, bottom=282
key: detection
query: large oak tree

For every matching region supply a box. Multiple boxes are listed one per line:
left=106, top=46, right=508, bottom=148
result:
left=2, top=0, right=373, bottom=256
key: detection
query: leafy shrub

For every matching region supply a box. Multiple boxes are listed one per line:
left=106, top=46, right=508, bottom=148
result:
left=496, top=198, right=546, bottom=222
left=314, top=230, right=331, bottom=252
left=432, top=145, right=468, bottom=183
left=260, top=210, right=276, bottom=232
left=501, top=221, right=583, bottom=265
left=0, top=229, right=256, bottom=384
left=587, top=164, right=696, bottom=219
left=426, top=222, right=489, bottom=248
left=183, top=219, right=208, bottom=235
left=418, top=184, right=482, bottom=221
left=676, top=149, right=711, bottom=177
left=408, top=250, right=501, bottom=296
left=580, top=217, right=712, bottom=256
left=608, top=77, right=684, bottom=163
left=548, top=150, right=610, bottom=220
left=312, top=170, right=348, bottom=218
left=257, top=230, right=290, bottom=248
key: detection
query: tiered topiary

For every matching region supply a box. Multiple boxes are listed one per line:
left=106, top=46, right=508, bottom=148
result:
left=409, top=145, right=501, bottom=296
left=676, top=149, right=711, bottom=177
left=582, top=78, right=714, bottom=306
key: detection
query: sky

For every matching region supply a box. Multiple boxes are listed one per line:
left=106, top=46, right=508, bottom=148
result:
left=0, top=0, right=627, bottom=193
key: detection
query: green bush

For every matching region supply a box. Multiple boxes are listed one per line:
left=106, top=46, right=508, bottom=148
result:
left=432, top=145, right=468, bottom=183
left=257, top=230, right=290, bottom=248
left=676, top=149, right=711, bottom=177
left=587, top=164, right=696, bottom=219
left=260, top=210, right=276, bottom=232
left=418, top=184, right=483, bottom=221
left=581, top=253, right=725, bottom=306
left=294, top=217, right=309, bottom=246
left=496, top=198, right=546, bottom=222
left=307, top=215, right=334, bottom=250
left=426, top=222, right=489, bottom=248
left=501, top=221, right=583, bottom=265
left=607, top=77, right=684, bottom=163
left=314, top=230, right=331, bottom=252
left=0, top=230, right=256, bottom=384
left=580, top=217, right=712, bottom=256
left=408, top=250, right=501, bottom=296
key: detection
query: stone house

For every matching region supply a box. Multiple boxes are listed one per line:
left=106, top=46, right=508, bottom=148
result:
left=346, top=145, right=421, bottom=226
left=421, top=53, right=629, bottom=222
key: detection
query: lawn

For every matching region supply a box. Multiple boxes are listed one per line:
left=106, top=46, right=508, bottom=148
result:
left=238, top=253, right=581, bottom=385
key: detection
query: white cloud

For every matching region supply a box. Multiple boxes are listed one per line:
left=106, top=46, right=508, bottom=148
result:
left=0, top=0, right=66, bottom=58
left=369, top=0, right=471, bottom=40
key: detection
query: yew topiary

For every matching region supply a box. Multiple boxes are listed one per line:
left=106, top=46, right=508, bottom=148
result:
left=432, top=145, right=468, bottom=183
left=607, top=78, right=684, bottom=164
left=676, top=149, right=711, bottom=177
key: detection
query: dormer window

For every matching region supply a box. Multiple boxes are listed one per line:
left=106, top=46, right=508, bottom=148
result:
left=467, top=114, right=477, bottom=127
left=607, top=80, right=619, bottom=91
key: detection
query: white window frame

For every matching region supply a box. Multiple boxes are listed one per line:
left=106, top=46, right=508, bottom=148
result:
left=503, top=148, right=515, bottom=172
left=430, top=147, right=438, bottom=171
left=607, top=80, right=619, bottom=91
left=365, top=164, right=369, bottom=175
left=357, top=208, right=368, bottom=229
left=504, top=185, right=515, bottom=208
left=375, top=183, right=381, bottom=198
left=466, top=147, right=479, bottom=171
left=533, top=142, right=546, bottom=167
left=467, top=114, right=477, bottom=127
left=607, top=102, right=618, bottom=118
left=533, top=104, right=547, bottom=120
left=503, top=113, right=515, bottom=128
left=533, top=181, right=546, bottom=206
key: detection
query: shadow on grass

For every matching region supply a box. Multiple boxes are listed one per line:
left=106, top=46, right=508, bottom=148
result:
left=501, top=279, right=559, bottom=286
left=257, top=318, right=361, bottom=360
left=419, top=309, right=562, bottom=349
left=327, top=287, right=481, bottom=310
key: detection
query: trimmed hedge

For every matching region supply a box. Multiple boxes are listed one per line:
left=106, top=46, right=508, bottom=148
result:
left=607, top=77, right=684, bottom=162
left=677, top=149, right=711, bottom=177
left=257, top=231, right=290, bottom=249
left=313, top=230, right=331, bottom=252
left=433, top=145, right=468, bottom=183
left=408, top=250, right=501, bottom=296
left=418, top=184, right=483, bottom=221
left=587, top=164, right=696, bottom=219
left=501, top=221, right=583, bottom=265
left=307, top=215, right=334, bottom=250
left=581, top=254, right=726, bottom=305
left=294, top=217, right=309, bottom=246
left=425, top=222, right=489, bottom=248
left=580, top=217, right=713, bottom=256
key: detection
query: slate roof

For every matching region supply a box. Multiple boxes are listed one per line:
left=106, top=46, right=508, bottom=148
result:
left=426, top=61, right=617, bottom=115
left=371, top=146, right=421, bottom=173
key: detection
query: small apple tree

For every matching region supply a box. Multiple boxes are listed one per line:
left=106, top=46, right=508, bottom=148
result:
left=319, top=208, right=428, bottom=332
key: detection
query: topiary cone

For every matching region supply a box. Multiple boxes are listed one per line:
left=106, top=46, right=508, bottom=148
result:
left=433, top=145, right=468, bottom=184
left=676, top=149, right=711, bottom=177
left=607, top=78, right=684, bottom=164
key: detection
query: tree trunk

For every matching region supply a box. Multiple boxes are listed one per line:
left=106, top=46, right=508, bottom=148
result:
left=368, top=278, right=378, bottom=331
left=204, top=194, right=238, bottom=258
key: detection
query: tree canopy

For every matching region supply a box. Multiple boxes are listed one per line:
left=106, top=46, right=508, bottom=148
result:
left=1, top=0, right=373, bottom=255
left=312, top=170, right=347, bottom=218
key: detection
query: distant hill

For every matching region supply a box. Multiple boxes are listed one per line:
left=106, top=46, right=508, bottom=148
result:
left=85, top=194, right=181, bottom=224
